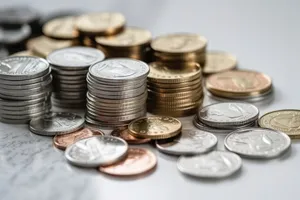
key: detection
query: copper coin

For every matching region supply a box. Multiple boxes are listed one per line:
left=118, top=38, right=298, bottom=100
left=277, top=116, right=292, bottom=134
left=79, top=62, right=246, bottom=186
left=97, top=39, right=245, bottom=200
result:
left=111, top=127, right=151, bottom=144
left=99, top=148, right=157, bottom=176
left=53, top=127, right=104, bottom=150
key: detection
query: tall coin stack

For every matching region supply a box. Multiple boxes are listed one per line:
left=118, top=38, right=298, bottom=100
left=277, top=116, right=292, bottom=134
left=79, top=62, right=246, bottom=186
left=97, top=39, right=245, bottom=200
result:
left=47, top=46, right=105, bottom=108
left=0, top=56, right=52, bottom=124
left=150, top=33, right=207, bottom=67
left=86, top=58, right=149, bottom=127
left=147, top=62, right=203, bottom=117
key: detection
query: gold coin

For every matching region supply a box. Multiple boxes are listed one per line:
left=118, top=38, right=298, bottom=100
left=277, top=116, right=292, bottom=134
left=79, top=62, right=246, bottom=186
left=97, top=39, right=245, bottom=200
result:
left=148, top=93, right=203, bottom=104
left=10, top=50, right=37, bottom=57
left=259, top=109, right=300, bottom=138
left=147, top=82, right=201, bottom=93
left=203, top=51, right=237, bottom=74
left=151, top=33, right=207, bottom=54
left=148, top=86, right=202, bottom=98
left=151, top=99, right=203, bottom=109
left=147, top=77, right=202, bottom=89
left=75, top=12, right=125, bottom=36
left=43, top=16, right=79, bottom=40
left=128, top=116, right=182, bottom=139
left=153, top=50, right=205, bottom=61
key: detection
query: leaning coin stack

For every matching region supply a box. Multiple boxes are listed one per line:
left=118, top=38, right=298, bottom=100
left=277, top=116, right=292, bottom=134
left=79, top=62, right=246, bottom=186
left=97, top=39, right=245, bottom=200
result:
left=86, top=58, right=149, bottom=127
left=147, top=62, right=203, bottom=117
left=150, top=33, right=207, bottom=67
left=0, top=56, right=52, bottom=124
left=47, top=46, right=105, bottom=108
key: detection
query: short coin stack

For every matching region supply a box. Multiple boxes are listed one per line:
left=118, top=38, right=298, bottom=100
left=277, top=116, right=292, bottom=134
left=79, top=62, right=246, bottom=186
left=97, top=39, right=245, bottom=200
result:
left=0, top=56, right=52, bottom=124
left=47, top=46, right=105, bottom=108
left=86, top=58, right=149, bottom=127
left=147, top=62, right=203, bottom=117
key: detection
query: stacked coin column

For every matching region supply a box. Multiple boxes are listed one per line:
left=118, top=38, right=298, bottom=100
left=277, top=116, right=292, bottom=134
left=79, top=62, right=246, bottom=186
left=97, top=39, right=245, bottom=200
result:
left=47, top=47, right=105, bottom=108
left=86, top=58, right=149, bottom=127
left=0, top=56, right=52, bottom=124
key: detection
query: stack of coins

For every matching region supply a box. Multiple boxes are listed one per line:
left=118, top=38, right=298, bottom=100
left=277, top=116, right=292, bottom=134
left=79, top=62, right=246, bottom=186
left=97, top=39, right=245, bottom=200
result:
left=147, top=62, right=203, bottom=117
left=95, top=27, right=151, bottom=62
left=150, top=33, right=207, bottom=67
left=0, top=56, right=52, bottom=124
left=86, top=58, right=149, bottom=127
left=47, top=46, right=105, bottom=108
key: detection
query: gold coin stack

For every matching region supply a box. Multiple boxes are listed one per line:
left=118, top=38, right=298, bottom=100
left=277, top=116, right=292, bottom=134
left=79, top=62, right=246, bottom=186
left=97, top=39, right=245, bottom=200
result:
left=147, top=62, right=203, bottom=117
left=150, top=33, right=207, bottom=67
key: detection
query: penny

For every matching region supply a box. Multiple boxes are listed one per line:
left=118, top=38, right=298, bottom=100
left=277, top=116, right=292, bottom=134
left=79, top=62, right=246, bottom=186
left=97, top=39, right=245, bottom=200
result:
left=203, top=51, right=237, bottom=74
left=111, top=126, right=151, bottom=144
left=53, top=127, right=104, bottom=150
left=99, top=148, right=156, bottom=176
left=224, top=127, right=291, bottom=159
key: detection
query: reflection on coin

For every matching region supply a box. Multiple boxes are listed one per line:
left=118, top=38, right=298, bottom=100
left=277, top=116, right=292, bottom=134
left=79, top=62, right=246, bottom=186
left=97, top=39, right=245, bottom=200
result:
left=53, top=127, right=104, bottom=150
left=224, top=128, right=291, bottom=158
left=99, top=148, right=156, bottom=176
left=29, top=112, right=85, bottom=136
left=259, top=109, right=300, bottom=138
left=156, top=129, right=217, bottom=155
left=111, top=126, right=151, bottom=144
left=177, top=151, right=242, bottom=178
left=203, top=51, right=237, bottom=74
left=65, top=135, right=128, bottom=167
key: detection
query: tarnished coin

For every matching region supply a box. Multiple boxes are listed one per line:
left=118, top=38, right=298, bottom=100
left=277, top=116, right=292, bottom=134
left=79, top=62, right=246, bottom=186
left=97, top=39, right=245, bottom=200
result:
left=29, top=112, right=85, bottom=136
left=259, top=109, right=300, bottom=138
left=156, top=129, right=217, bottom=155
left=65, top=135, right=128, bottom=167
left=177, top=151, right=242, bottom=178
left=198, top=102, right=259, bottom=128
left=224, top=128, right=291, bottom=158
left=128, top=116, right=182, bottom=139
left=111, top=126, right=151, bottom=144
left=99, top=148, right=156, bottom=176
left=53, top=127, right=104, bottom=150
left=203, top=51, right=237, bottom=74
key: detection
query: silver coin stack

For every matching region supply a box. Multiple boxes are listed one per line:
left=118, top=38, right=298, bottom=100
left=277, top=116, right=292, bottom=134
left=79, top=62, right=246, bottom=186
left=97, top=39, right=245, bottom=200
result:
left=86, top=58, right=149, bottom=127
left=47, top=46, right=105, bottom=108
left=0, top=56, right=52, bottom=124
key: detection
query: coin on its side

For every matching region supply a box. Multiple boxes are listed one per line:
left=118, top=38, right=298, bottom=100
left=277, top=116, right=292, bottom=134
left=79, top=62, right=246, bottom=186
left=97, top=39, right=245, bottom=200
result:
left=99, top=148, right=156, bottom=176
left=177, top=151, right=242, bottom=178
left=224, top=128, right=291, bottom=159
left=111, top=126, right=151, bottom=144
left=203, top=51, right=237, bottom=74
left=259, top=109, right=300, bottom=138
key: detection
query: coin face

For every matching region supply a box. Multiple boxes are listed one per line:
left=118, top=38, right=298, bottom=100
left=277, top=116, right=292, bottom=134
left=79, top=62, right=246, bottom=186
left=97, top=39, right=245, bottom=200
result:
left=47, top=46, right=105, bottom=68
left=259, top=109, right=300, bottom=138
left=224, top=128, right=291, bottom=158
left=99, top=148, right=156, bottom=176
left=65, top=135, right=128, bottom=167
left=151, top=33, right=207, bottom=53
left=128, top=116, right=182, bottom=139
left=156, top=129, right=217, bottom=155
left=111, top=127, right=151, bottom=144
left=203, top=51, right=237, bottom=74
left=177, top=151, right=242, bottom=178
left=29, top=112, right=85, bottom=136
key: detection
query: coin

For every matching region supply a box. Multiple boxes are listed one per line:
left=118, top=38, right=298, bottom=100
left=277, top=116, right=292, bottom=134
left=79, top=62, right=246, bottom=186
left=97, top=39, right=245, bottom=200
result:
left=177, top=151, right=242, bottom=178
left=65, top=135, right=128, bottom=167
left=258, top=109, right=300, bottom=138
left=0, top=24, right=31, bottom=45
left=99, top=148, right=156, bottom=176
left=0, top=6, right=39, bottom=26
left=53, top=127, right=104, bottom=150
left=0, top=45, right=8, bottom=58
left=29, top=112, right=85, bottom=136
left=203, top=51, right=237, bottom=74
left=128, top=116, right=182, bottom=139
left=224, top=127, right=291, bottom=158
left=10, top=50, right=36, bottom=57
left=111, top=126, right=151, bottom=144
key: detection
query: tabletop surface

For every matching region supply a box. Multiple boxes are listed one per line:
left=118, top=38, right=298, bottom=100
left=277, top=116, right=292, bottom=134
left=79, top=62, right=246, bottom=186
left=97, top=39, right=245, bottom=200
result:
left=1, top=0, right=300, bottom=200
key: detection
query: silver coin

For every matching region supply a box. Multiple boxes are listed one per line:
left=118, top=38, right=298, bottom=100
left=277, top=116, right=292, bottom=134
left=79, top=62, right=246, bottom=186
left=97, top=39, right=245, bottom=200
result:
left=0, top=96, right=50, bottom=107
left=53, top=77, right=86, bottom=85
left=0, top=24, right=31, bottom=45
left=0, top=76, right=52, bottom=90
left=0, top=109, right=51, bottom=120
left=52, top=102, right=85, bottom=109
left=85, top=116, right=129, bottom=128
left=0, top=84, right=52, bottom=97
left=87, top=101, right=145, bottom=111
left=29, top=112, right=85, bottom=136
left=51, top=67, right=88, bottom=76
left=52, top=98, right=86, bottom=104
left=88, top=84, right=146, bottom=98
left=87, top=92, right=147, bottom=104
left=177, top=151, right=242, bottom=178
left=52, top=73, right=87, bottom=81
left=0, top=100, right=50, bottom=111
left=0, top=45, right=8, bottom=59
left=87, top=104, right=145, bottom=116
left=0, top=56, right=49, bottom=80
left=47, top=46, right=105, bottom=69
left=53, top=84, right=87, bottom=91
left=0, top=90, right=51, bottom=100
left=156, top=129, right=218, bottom=155
left=198, top=102, right=259, bottom=128
left=52, top=90, right=86, bottom=97
left=65, top=135, right=128, bottom=167
left=224, top=128, right=291, bottom=159
left=0, top=103, right=51, bottom=115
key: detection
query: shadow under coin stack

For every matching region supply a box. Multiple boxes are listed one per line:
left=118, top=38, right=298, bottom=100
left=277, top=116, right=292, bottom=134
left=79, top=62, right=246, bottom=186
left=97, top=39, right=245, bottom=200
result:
left=0, top=56, right=52, bottom=124
left=147, top=62, right=203, bottom=117
left=86, top=58, right=149, bottom=127
left=47, top=46, right=105, bottom=108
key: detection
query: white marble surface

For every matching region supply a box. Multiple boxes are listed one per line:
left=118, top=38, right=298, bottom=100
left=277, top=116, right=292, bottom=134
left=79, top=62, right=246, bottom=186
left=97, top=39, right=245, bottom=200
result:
left=1, top=0, right=300, bottom=200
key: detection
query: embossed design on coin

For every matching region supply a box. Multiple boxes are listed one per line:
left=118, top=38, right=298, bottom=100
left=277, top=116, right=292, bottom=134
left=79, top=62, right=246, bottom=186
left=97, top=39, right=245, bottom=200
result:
left=203, top=51, right=237, bottom=74
left=65, top=135, right=128, bottom=167
left=99, top=148, right=156, bottom=176
left=177, top=151, right=242, bottom=178
left=111, top=127, right=151, bottom=144
left=156, top=129, right=217, bottom=155
left=225, top=128, right=291, bottom=158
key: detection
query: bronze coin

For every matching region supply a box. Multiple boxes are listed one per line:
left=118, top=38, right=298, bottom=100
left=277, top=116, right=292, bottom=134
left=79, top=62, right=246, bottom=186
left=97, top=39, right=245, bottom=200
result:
left=111, top=127, right=151, bottom=144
